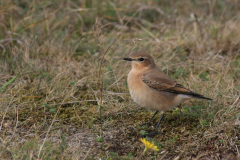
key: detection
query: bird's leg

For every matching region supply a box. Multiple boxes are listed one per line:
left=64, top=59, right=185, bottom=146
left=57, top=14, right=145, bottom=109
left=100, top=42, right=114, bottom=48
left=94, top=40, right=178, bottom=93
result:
left=140, top=111, right=159, bottom=127
left=145, top=114, right=164, bottom=137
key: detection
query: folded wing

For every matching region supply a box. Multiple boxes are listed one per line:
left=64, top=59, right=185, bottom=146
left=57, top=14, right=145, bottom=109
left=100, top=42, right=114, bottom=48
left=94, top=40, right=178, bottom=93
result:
left=141, top=72, right=212, bottom=100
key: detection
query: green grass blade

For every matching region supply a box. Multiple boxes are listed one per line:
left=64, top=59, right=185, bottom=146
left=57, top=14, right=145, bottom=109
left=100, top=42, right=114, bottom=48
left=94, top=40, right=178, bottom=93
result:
left=0, top=72, right=21, bottom=92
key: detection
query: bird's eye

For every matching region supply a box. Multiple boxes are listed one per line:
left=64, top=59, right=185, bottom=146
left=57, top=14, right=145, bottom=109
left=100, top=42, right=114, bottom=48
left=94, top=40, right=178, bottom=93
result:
left=138, top=58, right=145, bottom=61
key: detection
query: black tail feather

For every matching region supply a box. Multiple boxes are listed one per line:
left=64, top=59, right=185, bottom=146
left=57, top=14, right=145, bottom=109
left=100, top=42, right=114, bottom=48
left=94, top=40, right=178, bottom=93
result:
left=191, top=92, right=212, bottom=100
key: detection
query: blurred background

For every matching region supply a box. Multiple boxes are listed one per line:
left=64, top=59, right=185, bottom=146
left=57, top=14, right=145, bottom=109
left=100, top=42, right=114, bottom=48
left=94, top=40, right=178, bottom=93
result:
left=1, top=0, right=240, bottom=159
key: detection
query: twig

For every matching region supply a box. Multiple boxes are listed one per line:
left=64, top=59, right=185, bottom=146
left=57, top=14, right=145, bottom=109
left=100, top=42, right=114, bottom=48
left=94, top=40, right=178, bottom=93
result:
left=0, top=38, right=22, bottom=44
left=70, top=8, right=96, bottom=12
left=107, top=74, right=124, bottom=90
left=193, top=14, right=203, bottom=40
left=0, top=137, right=6, bottom=144
left=0, top=107, right=9, bottom=133
left=37, top=104, right=63, bottom=159
left=135, top=21, right=160, bottom=42
left=37, top=86, right=71, bottom=159
left=95, top=19, right=117, bottom=150
left=0, top=90, right=19, bottom=132
left=48, top=100, right=97, bottom=106
left=159, top=151, right=168, bottom=160
left=0, top=43, right=5, bottom=52
left=9, top=106, right=19, bottom=141
left=97, top=40, right=117, bottom=93
left=83, top=144, right=94, bottom=160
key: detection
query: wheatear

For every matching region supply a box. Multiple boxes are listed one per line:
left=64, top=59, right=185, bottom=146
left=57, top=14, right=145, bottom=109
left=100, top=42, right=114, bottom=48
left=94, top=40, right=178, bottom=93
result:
left=123, top=51, right=212, bottom=137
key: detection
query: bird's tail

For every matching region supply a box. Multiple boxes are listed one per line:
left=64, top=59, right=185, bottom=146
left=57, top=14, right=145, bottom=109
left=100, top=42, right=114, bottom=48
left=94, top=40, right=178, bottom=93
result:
left=191, top=92, right=212, bottom=100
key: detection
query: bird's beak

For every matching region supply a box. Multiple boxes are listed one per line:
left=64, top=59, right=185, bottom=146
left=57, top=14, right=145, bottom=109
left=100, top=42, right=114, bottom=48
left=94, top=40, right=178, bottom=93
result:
left=123, top=57, right=133, bottom=61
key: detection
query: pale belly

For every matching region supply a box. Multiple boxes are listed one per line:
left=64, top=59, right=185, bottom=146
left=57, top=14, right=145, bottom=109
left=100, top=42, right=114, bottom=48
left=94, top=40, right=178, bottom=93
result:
left=129, top=85, right=176, bottom=112
left=127, top=72, right=190, bottom=112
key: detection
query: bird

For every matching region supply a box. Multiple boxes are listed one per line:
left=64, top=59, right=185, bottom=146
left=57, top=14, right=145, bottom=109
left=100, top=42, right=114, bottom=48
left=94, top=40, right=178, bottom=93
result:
left=123, top=51, right=212, bottom=137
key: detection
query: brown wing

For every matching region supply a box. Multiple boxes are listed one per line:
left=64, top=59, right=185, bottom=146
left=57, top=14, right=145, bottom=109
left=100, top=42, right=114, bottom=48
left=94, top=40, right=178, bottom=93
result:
left=141, top=72, right=212, bottom=100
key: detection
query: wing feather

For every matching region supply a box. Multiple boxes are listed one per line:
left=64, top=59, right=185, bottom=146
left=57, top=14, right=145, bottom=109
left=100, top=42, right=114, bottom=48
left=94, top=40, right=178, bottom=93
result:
left=141, top=73, right=212, bottom=100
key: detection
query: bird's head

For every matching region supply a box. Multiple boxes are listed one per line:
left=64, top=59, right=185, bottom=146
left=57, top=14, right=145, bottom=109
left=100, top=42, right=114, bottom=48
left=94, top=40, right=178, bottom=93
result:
left=123, top=51, right=156, bottom=71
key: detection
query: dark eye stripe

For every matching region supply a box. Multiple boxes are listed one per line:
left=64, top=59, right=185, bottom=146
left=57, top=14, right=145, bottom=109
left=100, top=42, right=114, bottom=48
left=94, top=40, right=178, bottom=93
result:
left=138, top=58, right=144, bottom=61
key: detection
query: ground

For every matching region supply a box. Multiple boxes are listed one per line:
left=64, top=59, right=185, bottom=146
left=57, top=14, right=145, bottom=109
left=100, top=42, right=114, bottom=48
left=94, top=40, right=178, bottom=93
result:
left=0, top=0, right=240, bottom=159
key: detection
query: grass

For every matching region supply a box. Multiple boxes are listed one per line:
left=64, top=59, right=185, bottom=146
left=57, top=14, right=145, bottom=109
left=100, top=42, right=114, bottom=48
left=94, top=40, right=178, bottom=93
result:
left=1, top=0, right=240, bottom=159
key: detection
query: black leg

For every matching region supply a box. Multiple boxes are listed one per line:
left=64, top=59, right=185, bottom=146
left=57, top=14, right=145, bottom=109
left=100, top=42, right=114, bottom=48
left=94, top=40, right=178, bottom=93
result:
left=146, top=113, right=164, bottom=137
left=140, top=111, right=159, bottom=127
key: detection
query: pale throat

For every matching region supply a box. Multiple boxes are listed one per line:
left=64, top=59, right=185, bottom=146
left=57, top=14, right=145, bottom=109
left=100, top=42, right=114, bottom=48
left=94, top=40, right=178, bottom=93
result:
left=131, top=62, right=154, bottom=71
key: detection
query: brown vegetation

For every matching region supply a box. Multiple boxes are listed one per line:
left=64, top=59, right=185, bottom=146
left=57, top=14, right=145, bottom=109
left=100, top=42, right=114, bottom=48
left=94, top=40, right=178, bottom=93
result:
left=0, top=0, right=240, bottom=159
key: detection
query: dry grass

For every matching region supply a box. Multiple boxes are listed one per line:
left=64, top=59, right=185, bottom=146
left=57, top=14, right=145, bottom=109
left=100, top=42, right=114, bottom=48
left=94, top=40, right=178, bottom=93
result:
left=1, top=0, right=240, bottom=159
